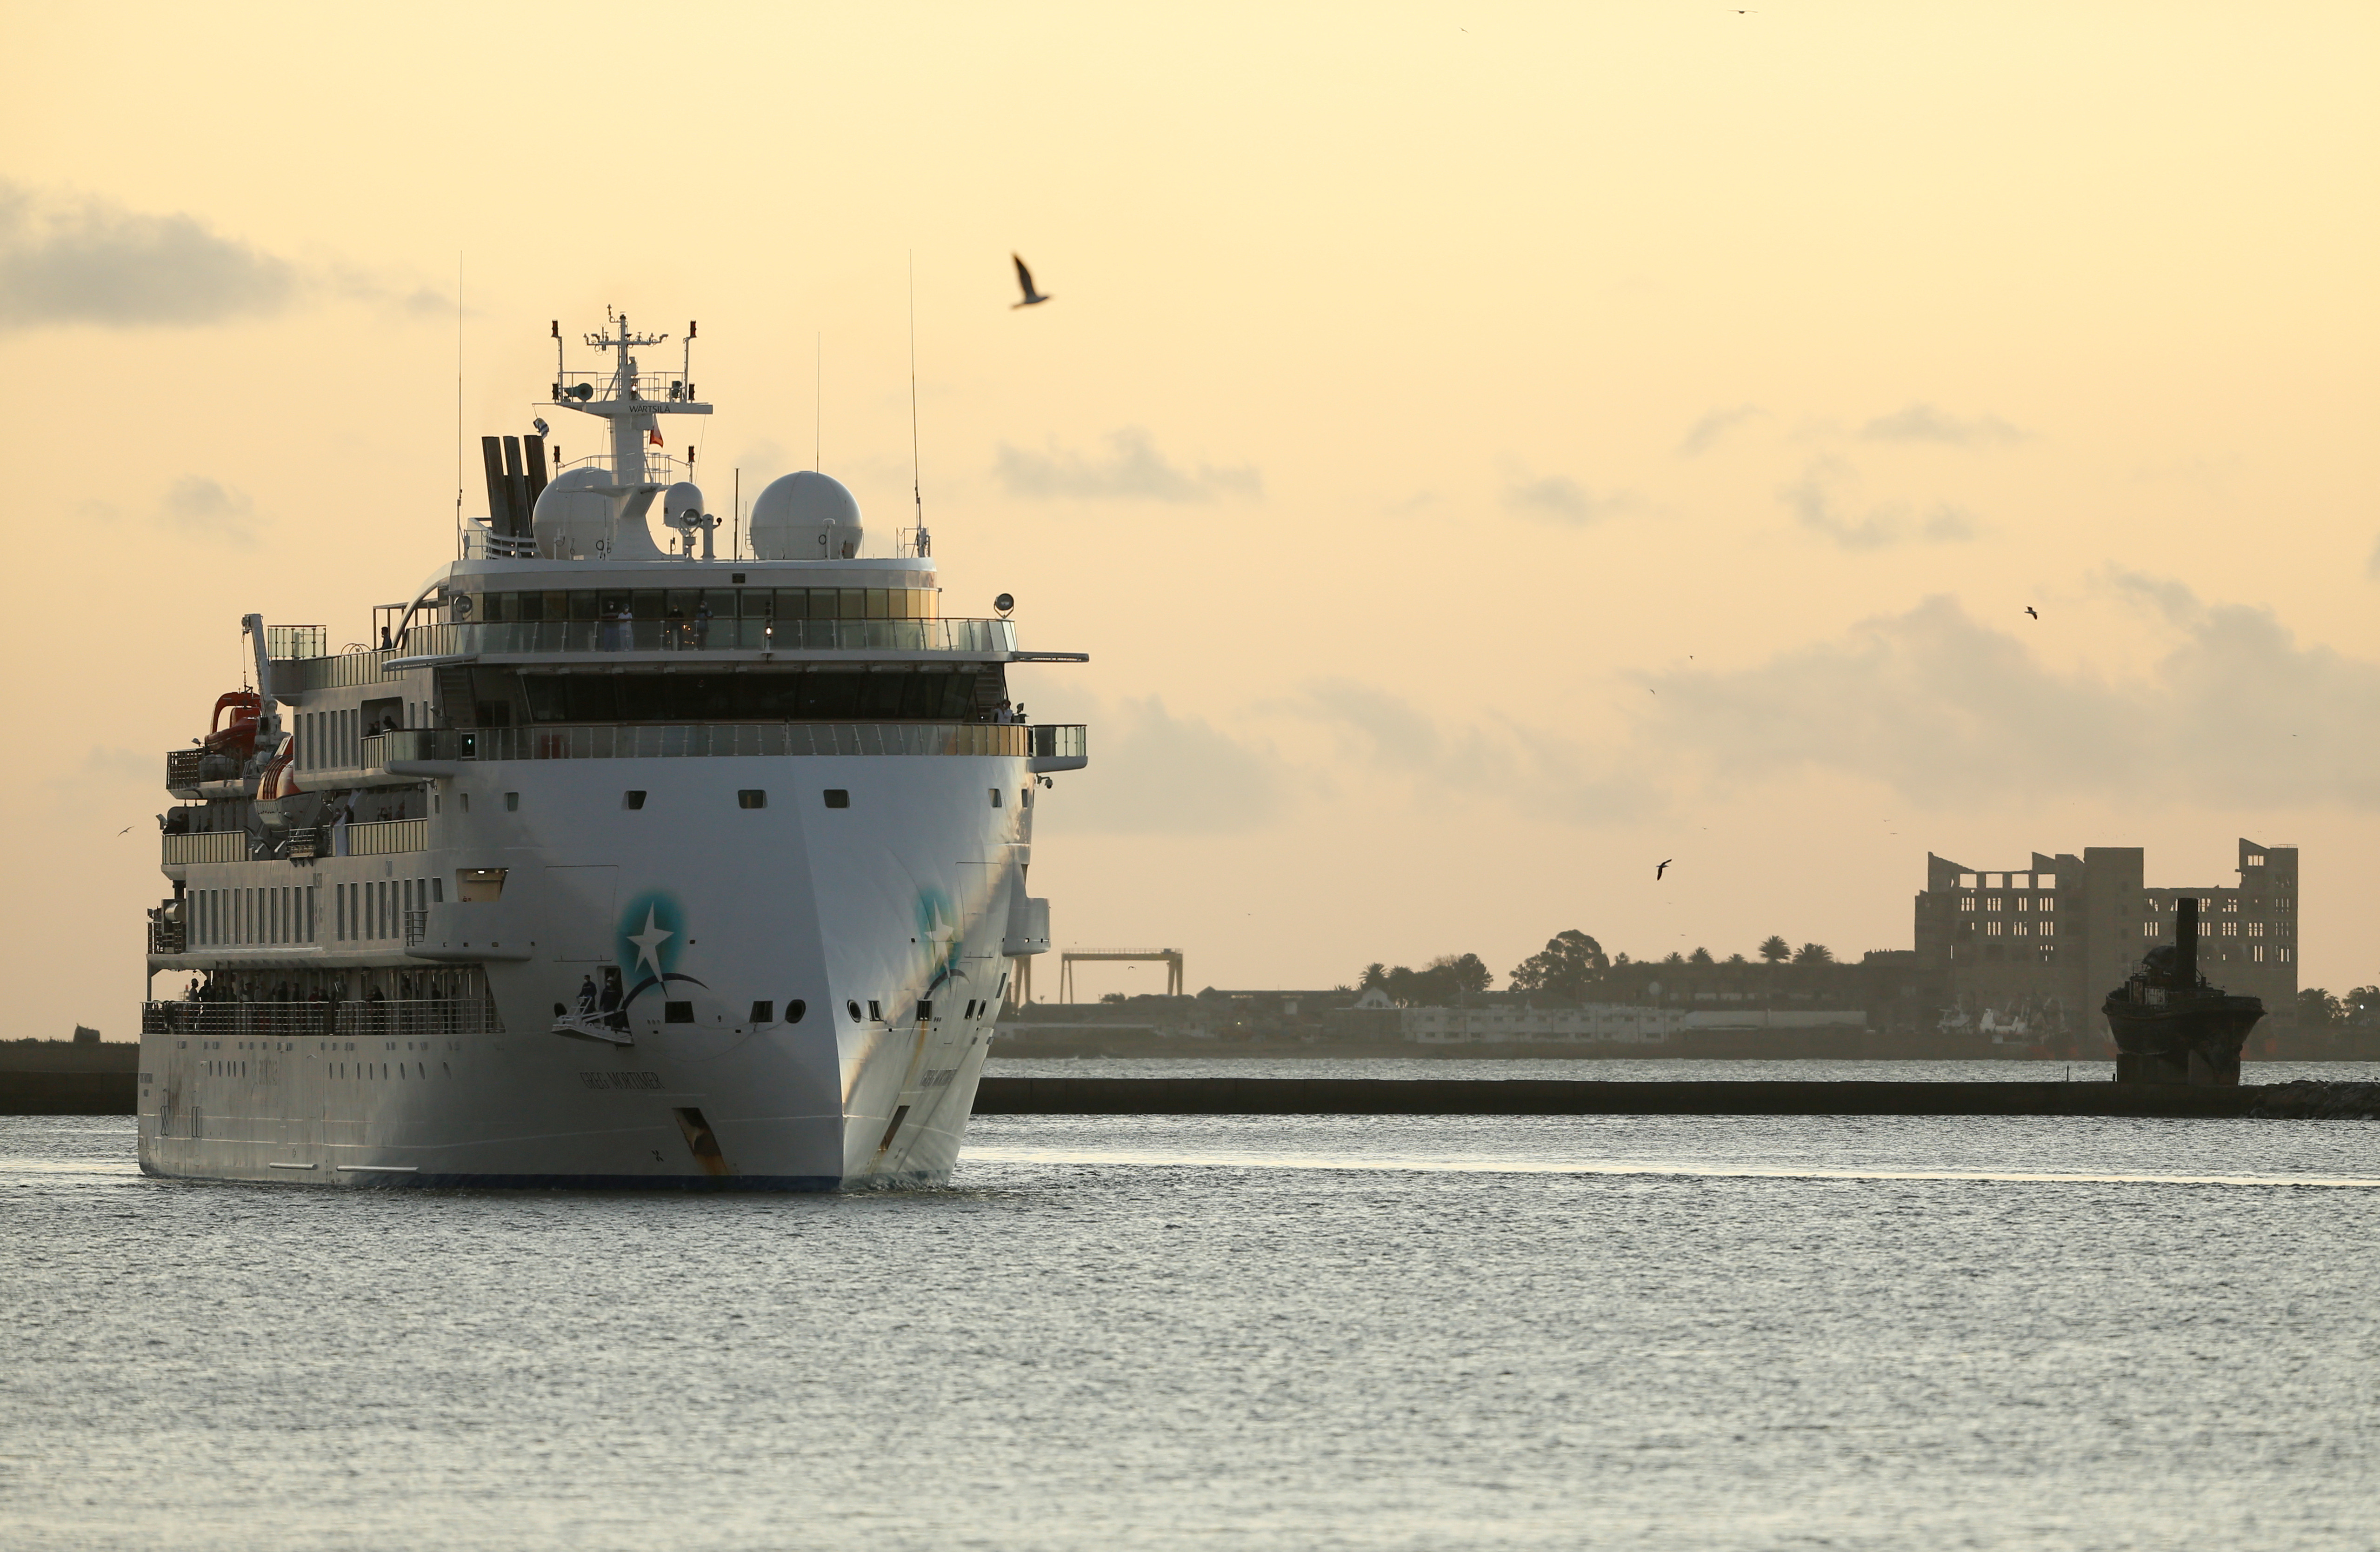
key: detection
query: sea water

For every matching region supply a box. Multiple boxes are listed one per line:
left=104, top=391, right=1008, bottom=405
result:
left=4, top=1100, right=2377, bottom=1550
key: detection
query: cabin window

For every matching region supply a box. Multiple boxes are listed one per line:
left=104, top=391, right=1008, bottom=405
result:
left=624, top=791, right=647, bottom=809
left=989, top=788, right=1003, bottom=808
left=823, top=789, right=850, bottom=809
left=737, top=790, right=767, bottom=809
left=750, top=1001, right=773, bottom=1024
left=664, top=1002, right=694, bottom=1024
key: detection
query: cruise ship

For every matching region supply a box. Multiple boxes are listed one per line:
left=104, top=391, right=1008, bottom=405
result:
left=137, top=312, right=1087, bottom=1188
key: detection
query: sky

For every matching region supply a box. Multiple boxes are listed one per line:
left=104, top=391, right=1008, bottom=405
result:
left=5, top=2, right=2376, bottom=1030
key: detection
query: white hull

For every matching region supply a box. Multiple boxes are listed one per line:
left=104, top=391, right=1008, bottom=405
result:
left=140, top=749, right=1035, bottom=1189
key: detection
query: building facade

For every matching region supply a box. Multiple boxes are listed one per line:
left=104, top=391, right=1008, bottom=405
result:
left=1914, top=839, right=2299, bottom=1050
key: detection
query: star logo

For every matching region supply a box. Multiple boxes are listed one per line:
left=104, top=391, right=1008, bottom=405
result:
left=627, top=905, right=674, bottom=982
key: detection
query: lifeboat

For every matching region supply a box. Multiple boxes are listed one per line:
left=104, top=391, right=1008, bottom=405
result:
left=203, top=690, right=262, bottom=761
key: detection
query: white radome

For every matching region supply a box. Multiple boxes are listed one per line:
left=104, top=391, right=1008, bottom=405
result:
left=748, top=470, right=864, bottom=561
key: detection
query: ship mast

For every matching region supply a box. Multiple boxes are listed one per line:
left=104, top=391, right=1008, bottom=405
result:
left=553, top=309, right=713, bottom=490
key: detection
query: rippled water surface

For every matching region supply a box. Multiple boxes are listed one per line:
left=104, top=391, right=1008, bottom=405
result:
left=6, top=1110, right=2379, bottom=1550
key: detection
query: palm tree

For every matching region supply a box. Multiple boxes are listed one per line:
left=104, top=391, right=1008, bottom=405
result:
left=1757, top=936, right=1791, bottom=964
left=1793, top=942, right=1834, bottom=965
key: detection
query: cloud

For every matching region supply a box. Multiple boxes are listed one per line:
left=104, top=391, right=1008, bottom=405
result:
left=1044, top=696, right=1284, bottom=833
left=1858, top=403, right=2025, bottom=448
left=83, top=475, right=265, bottom=547
left=1501, top=471, right=1638, bottom=527
left=1300, top=680, right=1662, bottom=825
left=1782, top=461, right=1980, bottom=550
left=160, top=477, right=264, bottom=546
left=1677, top=404, right=1761, bottom=457
left=0, top=181, right=448, bottom=333
left=0, top=182, right=294, bottom=330
left=994, top=429, right=1260, bottom=503
left=1641, top=585, right=2380, bottom=809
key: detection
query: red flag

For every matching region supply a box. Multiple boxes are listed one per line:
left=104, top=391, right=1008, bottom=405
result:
left=647, top=429, right=665, bottom=447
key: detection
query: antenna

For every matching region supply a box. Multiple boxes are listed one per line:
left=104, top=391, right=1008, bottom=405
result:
left=454, top=253, right=464, bottom=542
left=733, top=467, right=741, bottom=562
left=814, top=330, right=822, bottom=472
left=907, top=255, right=925, bottom=540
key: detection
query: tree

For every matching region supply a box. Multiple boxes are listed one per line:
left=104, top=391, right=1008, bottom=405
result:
left=1506, top=930, right=1610, bottom=1003
left=1757, top=936, right=1791, bottom=964
left=1359, top=962, right=1389, bottom=991
left=1725, top=953, right=1747, bottom=965
left=1421, top=952, right=1493, bottom=1004
left=1793, top=943, right=1834, bottom=965
left=1689, top=947, right=1715, bottom=965
left=2299, top=986, right=2342, bottom=1030
left=1662, top=951, right=1686, bottom=965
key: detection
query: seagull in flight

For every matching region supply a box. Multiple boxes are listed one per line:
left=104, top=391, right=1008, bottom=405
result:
left=2025, top=606, right=2039, bottom=620
left=1011, top=254, right=1052, bottom=309
left=1656, top=859, right=1673, bottom=880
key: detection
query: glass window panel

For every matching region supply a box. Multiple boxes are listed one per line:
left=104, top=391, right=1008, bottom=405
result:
left=559, top=591, right=590, bottom=622
left=839, top=589, right=866, bottom=621
left=860, top=674, right=907, bottom=718
left=707, top=590, right=742, bottom=620
left=616, top=675, right=667, bottom=721
left=889, top=589, right=913, bottom=621
left=900, top=673, right=939, bottom=718
left=865, top=589, right=889, bottom=620
left=666, top=590, right=699, bottom=619
left=632, top=591, right=665, bottom=622
left=801, top=673, right=862, bottom=719
left=939, top=672, right=972, bottom=719
left=562, top=677, right=616, bottom=722
left=743, top=675, right=800, bottom=718
left=776, top=589, right=809, bottom=620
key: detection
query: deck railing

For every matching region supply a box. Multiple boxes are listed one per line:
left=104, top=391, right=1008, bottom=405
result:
left=142, top=997, right=504, bottom=1039
left=367, top=721, right=1075, bottom=763
left=346, top=817, right=428, bottom=856
left=163, top=831, right=250, bottom=866
left=402, top=616, right=1015, bottom=658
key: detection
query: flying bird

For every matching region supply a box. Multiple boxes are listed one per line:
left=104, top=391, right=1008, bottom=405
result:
left=1011, top=254, right=1051, bottom=309
left=1656, top=859, right=1673, bottom=880
left=2025, top=606, right=2039, bottom=620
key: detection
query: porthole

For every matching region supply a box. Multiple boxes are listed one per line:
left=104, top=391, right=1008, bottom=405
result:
left=787, top=999, right=807, bottom=1024
left=624, top=790, right=647, bottom=810
left=845, top=999, right=861, bottom=1022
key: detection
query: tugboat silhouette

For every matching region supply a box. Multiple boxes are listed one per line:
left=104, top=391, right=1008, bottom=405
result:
left=2103, top=895, right=2266, bottom=1085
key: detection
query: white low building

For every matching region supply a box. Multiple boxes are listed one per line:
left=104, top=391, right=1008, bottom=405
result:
left=1401, top=1004, right=1684, bottom=1045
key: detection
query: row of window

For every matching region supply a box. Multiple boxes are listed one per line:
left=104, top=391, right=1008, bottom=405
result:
left=507, top=670, right=984, bottom=727
left=1955, top=873, right=2058, bottom=890
left=1980, top=921, right=2057, bottom=937
left=191, top=885, right=314, bottom=947
left=456, top=587, right=940, bottom=626
left=337, top=877, right=438, bottom=942
left=2140, top=919, right=2286, bottom=938
left=1960, top=896, right=2057, bottom=913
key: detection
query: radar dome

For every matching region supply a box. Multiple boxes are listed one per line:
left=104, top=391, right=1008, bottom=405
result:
left=748, top=471, right=863, bottom=561
left=532, top=467, right=620, bottom=559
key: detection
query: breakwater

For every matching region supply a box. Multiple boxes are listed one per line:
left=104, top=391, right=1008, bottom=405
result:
left=9, top=1071, right=2376, bottom=1119
left=974, top=1076, right=2380, bottom=1120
